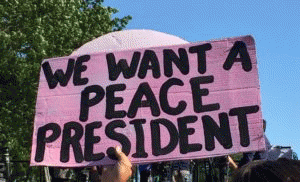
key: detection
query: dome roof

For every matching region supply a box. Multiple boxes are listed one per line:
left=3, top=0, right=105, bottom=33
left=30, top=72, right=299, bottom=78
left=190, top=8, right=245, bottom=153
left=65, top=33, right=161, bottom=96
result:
left=71, top=29, right=188, bottom=56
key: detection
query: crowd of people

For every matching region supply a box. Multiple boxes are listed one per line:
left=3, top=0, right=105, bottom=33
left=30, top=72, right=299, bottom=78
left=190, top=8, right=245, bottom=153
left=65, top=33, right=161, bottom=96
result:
left=47, top=119, right=299, bottom=182
left=85, top=119, right=300, bottom=182
left=88, top=146, right=300, bottom=182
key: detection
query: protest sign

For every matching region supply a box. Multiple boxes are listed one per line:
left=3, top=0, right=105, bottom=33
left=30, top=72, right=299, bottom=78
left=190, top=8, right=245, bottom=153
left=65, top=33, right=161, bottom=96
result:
left=31, top=35, right=265, bottom=167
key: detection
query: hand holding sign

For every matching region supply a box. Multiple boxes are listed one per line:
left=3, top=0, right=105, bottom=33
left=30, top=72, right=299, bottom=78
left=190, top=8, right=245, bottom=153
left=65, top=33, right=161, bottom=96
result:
left=90, top=146, right=132, bottom=182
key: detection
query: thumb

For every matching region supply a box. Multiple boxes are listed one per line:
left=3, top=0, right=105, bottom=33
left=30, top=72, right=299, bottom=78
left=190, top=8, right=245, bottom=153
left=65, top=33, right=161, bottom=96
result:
left=115, top=146, right=132, bottom=167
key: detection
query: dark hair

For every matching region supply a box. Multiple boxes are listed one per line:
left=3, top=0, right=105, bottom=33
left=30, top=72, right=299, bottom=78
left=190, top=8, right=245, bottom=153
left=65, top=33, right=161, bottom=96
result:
left=263, top=119, right=266, bottom=132
left=231, top=158, right=300, bottom=182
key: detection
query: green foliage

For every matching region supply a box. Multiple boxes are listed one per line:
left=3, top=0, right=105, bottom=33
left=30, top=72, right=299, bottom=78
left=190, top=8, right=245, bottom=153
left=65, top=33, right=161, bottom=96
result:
left=0, top=0, right=131, bottom=161
left=292, top=152, right=298, bottom=160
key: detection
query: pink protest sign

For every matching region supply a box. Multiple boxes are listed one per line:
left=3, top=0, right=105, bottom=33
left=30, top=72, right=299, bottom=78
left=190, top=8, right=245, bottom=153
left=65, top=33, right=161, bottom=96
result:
left=31, top=35, right=265, bottom=167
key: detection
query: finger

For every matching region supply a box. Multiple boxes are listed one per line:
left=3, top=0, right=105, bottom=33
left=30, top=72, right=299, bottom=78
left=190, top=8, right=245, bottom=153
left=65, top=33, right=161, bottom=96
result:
left=115, top=146, right=132, bottom=167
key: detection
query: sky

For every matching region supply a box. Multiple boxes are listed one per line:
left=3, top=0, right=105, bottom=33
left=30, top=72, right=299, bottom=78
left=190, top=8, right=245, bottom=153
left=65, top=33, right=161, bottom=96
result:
left=103, top=0, right=300, bottom=157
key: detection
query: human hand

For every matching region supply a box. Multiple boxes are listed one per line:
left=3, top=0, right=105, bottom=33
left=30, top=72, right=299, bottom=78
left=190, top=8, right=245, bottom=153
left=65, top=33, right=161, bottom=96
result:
left=91, top=146, right=132, bottom=182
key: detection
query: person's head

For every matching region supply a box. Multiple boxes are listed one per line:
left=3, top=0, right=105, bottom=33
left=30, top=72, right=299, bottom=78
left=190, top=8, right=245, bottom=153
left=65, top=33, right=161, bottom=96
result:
left=231, top=158, right=300, bottom=182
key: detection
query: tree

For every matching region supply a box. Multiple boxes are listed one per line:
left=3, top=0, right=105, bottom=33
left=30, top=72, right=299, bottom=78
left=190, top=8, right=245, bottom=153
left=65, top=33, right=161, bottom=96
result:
left=293, top=152, right=298, bottom=160
left=0, top=0, right=131, bottom=162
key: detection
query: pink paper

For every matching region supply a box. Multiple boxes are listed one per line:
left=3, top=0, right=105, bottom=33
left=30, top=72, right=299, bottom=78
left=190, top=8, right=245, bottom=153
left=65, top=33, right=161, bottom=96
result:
left=31, top=35, right=264, bottom=167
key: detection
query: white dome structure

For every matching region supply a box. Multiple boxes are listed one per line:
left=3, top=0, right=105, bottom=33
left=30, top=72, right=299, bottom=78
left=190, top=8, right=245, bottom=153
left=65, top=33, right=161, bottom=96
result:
left=71, top=29, right=189, bottom=56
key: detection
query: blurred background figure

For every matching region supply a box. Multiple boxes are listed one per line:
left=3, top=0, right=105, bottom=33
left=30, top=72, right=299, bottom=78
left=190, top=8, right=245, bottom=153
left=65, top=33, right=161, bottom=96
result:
left=232, top=158, right=300, bottom=182
left=238, top=119, right=272, bottom=167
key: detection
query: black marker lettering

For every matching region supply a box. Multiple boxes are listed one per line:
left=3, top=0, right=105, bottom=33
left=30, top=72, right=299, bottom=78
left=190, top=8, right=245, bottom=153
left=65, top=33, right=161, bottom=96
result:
left=223, top=41, right=252, bottom=72
left=42, top=59, right=75, bottom=89
left=189, top=43, right=212, bottom=74
left=178, top=116, right=202, bottom=154
left=106, top=84, right=126, bottom=119
left=138, top=50, right=161, bottom=79
left=129, top=119, right=148, bottom=158
left=190, top=76, right=220, bottom=113
left=80, top=85, right=105, bottom=122
left=202, top=113, right=233, bottom=151
left=106, top=52, right=141, bottom=81
left=60, top=122, right=84, bottom=163
left=151, top=118, right=178, bottom=156
left=105, top=120, right=131, bottom=160
left=163, top=48, right=189, bottom=77
left=127, top=82, right=160, bottom=118
left=35, top=123, right=61, bottom=162
left=84, top=122, right=104, bottom=161
left=229, top=105, right=259, bottom=147
left=73, top=55, right=90, bottom=86
left=160, top=78, right=187, bottom=115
